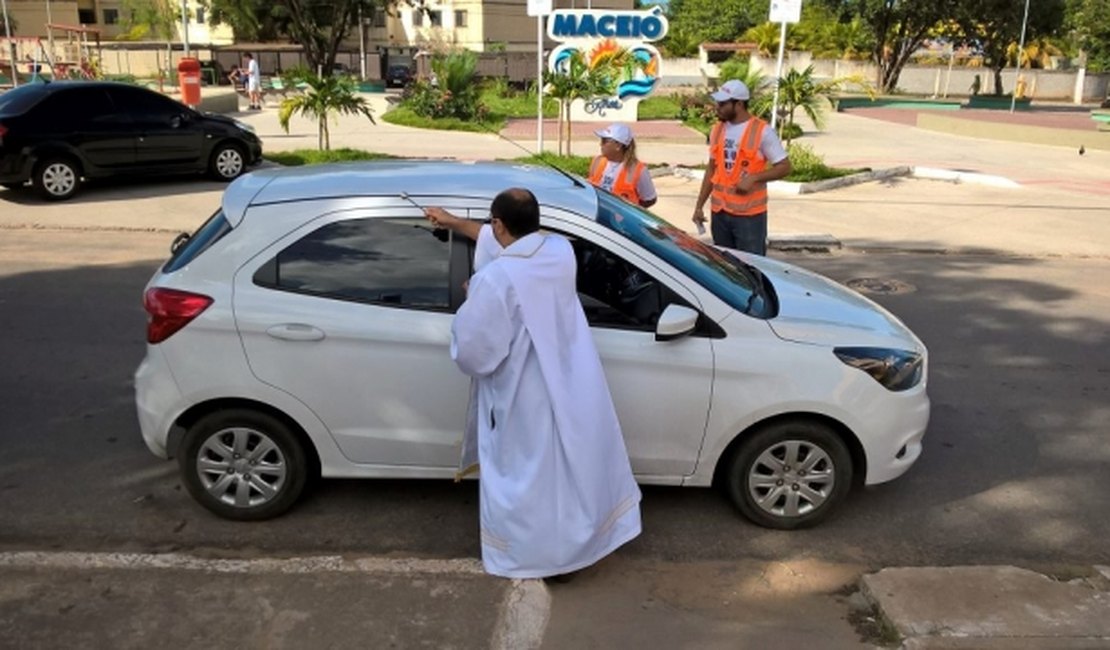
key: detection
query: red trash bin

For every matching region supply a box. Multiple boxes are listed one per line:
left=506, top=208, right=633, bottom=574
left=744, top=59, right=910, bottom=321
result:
left=177, top=58, right=202, bottom=107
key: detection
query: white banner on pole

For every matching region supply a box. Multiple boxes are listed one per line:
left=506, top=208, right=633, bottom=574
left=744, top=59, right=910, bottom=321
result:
left=769, top=0, right=802, bottom=24
left=527, top=0, right=552, bottom=18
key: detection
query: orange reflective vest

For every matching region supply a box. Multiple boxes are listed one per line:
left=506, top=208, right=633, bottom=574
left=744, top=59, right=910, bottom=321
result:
left=709, top=118, right=769, bottom=217
left=589, top=156, right=646, bottom=206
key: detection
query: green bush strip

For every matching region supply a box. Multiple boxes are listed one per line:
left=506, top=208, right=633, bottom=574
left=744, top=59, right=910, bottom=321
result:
left=265, top=147, right=862, bottom=184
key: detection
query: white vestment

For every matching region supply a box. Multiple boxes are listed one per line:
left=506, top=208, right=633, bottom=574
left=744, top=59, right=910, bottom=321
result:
left=451, top=231, right=642, bottom=579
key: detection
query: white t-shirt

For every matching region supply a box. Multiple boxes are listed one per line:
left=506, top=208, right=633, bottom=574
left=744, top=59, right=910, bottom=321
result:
left=474, top=223, right=502, bottom=272
left=597, top=160, right=657, bottom=202
left=720, top=120, right=788, bottom=173
left=247, top=59, right=261, bottom=89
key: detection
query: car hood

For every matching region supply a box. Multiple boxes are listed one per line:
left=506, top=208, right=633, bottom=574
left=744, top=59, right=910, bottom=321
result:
left=739, top=252, right=925, bottom=352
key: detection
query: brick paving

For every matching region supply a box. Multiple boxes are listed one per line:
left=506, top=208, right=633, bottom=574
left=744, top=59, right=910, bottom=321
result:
left=500, top=118, right=706, bottom=144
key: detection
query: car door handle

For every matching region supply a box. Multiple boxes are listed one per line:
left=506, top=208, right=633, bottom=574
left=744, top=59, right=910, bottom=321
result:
left=266, top=323, right=325, bottom=342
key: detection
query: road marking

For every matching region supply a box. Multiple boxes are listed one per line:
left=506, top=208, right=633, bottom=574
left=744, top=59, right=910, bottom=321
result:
left=0, top=550, right=484, bottom=576
left=491, top=578, right=552, bottom=650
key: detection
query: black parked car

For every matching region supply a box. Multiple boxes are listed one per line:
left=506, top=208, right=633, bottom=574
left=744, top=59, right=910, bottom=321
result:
left=386, top=64, right=414, bottom=88
left=0, top=81, right=263, bottom=201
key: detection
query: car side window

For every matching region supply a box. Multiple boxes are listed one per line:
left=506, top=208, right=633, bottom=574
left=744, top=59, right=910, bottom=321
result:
left=109, top=87, right=183, bottom=123
left=253, top=218, right=452, bottom=310
left=567, top=236, right=677, bottom=331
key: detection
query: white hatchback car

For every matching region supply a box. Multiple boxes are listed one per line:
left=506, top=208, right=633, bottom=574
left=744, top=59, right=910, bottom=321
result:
left=135, top=161, right=929, bottom=529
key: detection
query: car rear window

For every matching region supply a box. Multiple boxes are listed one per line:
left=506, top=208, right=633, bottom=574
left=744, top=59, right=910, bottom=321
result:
left=0, top=85, right=48, bottom=116
left=162, top=210, right=232, bottom=273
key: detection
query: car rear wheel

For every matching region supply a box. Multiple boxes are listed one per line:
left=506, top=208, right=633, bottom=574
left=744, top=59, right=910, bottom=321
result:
left=723, top=420, right=853, bottom=530
left=32, top=157, right=80, bottom=201
left=209, top=142, right=246, bottom=181
left=179, top=409, right=309, bottom=520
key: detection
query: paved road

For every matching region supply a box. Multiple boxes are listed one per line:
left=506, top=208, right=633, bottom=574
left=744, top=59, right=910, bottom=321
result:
left=1, top=226, right=1106, bottom=569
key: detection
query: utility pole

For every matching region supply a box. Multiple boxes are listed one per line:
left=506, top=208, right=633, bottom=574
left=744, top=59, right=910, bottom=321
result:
left=181, top=0, right=190, bottom=57
left=1010, top=0, right=1030, bottom=113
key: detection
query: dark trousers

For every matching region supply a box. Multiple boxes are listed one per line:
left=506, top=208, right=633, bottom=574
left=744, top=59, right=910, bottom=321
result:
left=711, top=211, right=767, bottom=255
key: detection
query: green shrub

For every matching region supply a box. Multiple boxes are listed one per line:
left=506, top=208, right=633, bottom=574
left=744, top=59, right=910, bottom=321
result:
left=779, top=122, right=803, bottom=141
left=785, top=143, right=867, bottom=182
left=638, top=94, right=683, bottom=120
left=264, top=148, right=399, bottom=166
left=382, top=105, right=501, bottom=133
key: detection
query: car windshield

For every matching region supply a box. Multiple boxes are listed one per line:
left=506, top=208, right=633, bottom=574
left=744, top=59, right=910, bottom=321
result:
left=0, top=84, right=46, bottom=116
left=594, top=190, right=765, bottom=316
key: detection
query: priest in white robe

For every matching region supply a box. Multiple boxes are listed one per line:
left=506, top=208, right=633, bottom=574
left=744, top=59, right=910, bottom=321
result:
left=437, top=189, right=642, bottom=579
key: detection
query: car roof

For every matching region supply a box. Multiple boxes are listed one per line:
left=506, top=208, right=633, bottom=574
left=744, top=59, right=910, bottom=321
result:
left=222, top=160, right=599, bottom=225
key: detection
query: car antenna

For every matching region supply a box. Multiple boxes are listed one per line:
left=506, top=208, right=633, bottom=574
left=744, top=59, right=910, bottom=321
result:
left=470, top=113, right=587, bottom=189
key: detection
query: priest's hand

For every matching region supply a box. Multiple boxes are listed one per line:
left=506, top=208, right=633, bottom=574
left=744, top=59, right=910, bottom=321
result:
left=424, top=207, right=459, bottom=230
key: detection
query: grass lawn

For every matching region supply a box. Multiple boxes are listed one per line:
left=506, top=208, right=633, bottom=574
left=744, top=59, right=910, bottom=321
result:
left=264, top=148, right=400, bottom=166
left=263, top=144, right=867, bottom=185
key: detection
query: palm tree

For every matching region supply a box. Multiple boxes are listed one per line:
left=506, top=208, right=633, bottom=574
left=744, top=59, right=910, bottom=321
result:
left=544, top=45, right=642, bottom=156
left=774, top=65, right=873, bottom=144
left=278, top=73, right=375, bottom=150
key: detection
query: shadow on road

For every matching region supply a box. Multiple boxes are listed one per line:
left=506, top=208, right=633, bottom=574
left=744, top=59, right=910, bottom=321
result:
left=0, top=250, right=1106, bottom=568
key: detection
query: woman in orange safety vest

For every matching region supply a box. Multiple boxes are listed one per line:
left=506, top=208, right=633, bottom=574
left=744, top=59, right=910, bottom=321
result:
left=588, top=123, right=658, bottom=209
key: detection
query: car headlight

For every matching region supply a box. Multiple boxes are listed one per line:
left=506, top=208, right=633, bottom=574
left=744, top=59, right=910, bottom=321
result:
left=834, top=347, right=924, bottom=391
left=233, top=120, right=256, bottom=134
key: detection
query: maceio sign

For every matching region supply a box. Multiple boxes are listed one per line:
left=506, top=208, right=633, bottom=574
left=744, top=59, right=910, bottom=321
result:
left=549, top=11, right=667, bottom=41
left=546, top=8, right=669, bottom=122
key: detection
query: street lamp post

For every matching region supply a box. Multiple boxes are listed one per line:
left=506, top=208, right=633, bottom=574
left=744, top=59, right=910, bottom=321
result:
left=2, top=0, right=17, bottom=87
left=1010, top=0, right=1030, bottom=113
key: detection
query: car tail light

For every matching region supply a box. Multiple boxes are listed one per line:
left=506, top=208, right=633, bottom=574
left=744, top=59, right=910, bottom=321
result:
left=143, top=287, right=213, bottom=344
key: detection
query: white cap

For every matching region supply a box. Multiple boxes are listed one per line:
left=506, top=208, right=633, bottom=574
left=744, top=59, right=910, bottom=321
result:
left=710, top=79, right=751, bottom=102
left=594, top=123, right=633, bottom=146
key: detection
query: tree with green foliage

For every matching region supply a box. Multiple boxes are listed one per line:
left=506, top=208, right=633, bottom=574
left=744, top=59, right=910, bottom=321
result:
left=1067, top=0, right=1110, bottom=73
left=206, top=0, right=389, bottom=72
left=120, top=0, right=179, bottom=86
left=278, top=72, right=376, bottom=150
left=666, top=0, right=768, bottom=48
left=821, top=0, right=960, bottom=93
left=955, top=0, right=1065, bottom=95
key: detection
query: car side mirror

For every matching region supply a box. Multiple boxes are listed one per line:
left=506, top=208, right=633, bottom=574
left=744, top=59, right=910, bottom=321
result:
left=655, top=304, right=699, bottom=342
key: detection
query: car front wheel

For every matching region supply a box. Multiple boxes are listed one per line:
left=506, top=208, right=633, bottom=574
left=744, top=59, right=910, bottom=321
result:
left=32, top=157, right=80, bottom=201
left=179, top=409, right=309, bottom=520
left=723, top=420, right=853, bottom=530
left=209, top=142, right=246, bottom=181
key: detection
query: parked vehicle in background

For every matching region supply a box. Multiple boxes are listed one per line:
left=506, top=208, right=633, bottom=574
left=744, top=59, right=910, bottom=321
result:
left=0, top=81, right=263, bottom=201
left=386, top=64, right=414, bottom=87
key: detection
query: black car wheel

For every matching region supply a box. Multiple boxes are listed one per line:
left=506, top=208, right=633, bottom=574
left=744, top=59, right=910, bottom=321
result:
left=179, top=409, right=311, bottom=521
left=32, top=157, right=80, bottom=201
left=209, top=142, right=247, bottom=182
left=723, top=419, right=853, bottom=529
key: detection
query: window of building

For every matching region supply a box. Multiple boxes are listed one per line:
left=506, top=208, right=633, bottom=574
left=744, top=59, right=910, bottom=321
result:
left=103, top=8, right=119, bottom=25
left=412, top=9, right=423, bottom=26
left=429, top=10, right=442, bottom=27
left=195, top=8, right=205, bottom=23
left=254, top=219, right=452, bottom=310
left=78, top=9, right=97, bottom=24
left=373, top=8, right=387, bottom=27
left=454, top=10, right=468, bottom=27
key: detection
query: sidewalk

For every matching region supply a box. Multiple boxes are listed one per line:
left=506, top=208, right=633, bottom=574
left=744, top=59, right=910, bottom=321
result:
left=2, top=551, right=1109, bottom=649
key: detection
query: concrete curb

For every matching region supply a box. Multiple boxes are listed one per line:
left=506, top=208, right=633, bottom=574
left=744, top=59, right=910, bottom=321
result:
left=654, top=164, right=1020, bottom=192
left=860, top=566, right=1110, bottom=650
left=911, top=166, right=1023, bottom=188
